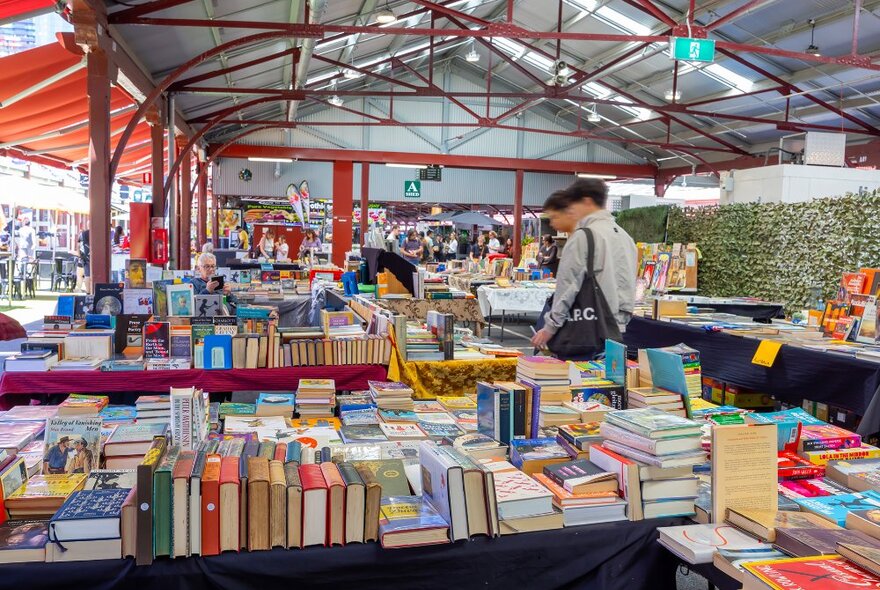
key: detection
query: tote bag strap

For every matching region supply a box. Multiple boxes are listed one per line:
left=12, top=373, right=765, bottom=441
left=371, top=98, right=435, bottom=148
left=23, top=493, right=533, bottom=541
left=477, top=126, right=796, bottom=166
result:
left=579, top=227, right=596, bottom=279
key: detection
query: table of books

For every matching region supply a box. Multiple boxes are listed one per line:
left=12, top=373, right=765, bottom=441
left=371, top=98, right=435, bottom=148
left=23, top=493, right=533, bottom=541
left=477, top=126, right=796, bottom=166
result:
left=0, top=366, right=387, bottom=408
left=375, top=298, right=485, bottom=336
left=387, top=354, right=517, bottom=399
left=623, top=315, right=880, bottom=436
left=1, top=517, right=687, bottom=590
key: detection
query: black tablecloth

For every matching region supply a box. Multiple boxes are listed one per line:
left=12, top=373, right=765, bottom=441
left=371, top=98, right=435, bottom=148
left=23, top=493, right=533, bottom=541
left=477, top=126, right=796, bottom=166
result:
left=691, top=302, right=785, bottom=321
left=624, top=316, right=880, bottom=436
left=0, top=518, right=685, bottom=590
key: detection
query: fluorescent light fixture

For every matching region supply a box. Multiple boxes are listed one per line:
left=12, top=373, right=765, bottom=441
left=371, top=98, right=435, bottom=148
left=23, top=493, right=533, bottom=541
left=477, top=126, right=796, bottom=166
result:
left=343, top=68, right=361, bottom=79
left=386, top=163, right=428, bottom=169
left=328, top=95, right=343, bottom=107
left=249, top=157, right=293, bottom=163
left=465, top=48, right=480, bottom=62
left=665, top=89, right=681, bottom=101
left=577, top=173, right=617, bottom=179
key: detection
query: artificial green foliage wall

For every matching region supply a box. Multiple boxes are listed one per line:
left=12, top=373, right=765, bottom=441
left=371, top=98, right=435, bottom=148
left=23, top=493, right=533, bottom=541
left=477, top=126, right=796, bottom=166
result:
left=614, top=205, right=670, bottom=243
left=666, top=192, right=880, bottom=311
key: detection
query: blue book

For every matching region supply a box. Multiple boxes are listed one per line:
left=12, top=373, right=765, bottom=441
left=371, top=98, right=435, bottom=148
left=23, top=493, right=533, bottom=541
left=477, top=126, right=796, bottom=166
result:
left=57, top=295, right=75, bottom=319
left=99, top=405, right=137, bottom=423
left=518, top=378, right=542, bottom=439
left=203, top=334, right=232, bottom=369
left=285, top=440, right=302, bottom=464
left=236, top=306, right=271, bottom=319
left=378, top=495, right=450, bottom=549
left=256, top=393, right=295, bottom=408
left=794, top=490, right=880, bottom=526
left=605, top=339, right=626, bottom=386
left=476, top=382, right=498, bottom=440
left=746, top=408, right=825, bottom=451
left=49, top=488, right=129, bottom=542
left=509, top=438, right=569, bottom=469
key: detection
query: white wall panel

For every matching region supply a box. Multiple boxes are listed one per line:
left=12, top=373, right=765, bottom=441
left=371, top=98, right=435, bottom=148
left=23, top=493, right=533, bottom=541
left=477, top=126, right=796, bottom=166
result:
left=213, top=158, right=334, bottom=198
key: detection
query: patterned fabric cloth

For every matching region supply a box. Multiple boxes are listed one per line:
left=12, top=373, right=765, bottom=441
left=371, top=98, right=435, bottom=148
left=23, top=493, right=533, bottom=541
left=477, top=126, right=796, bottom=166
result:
left=376, top=298, right=484, bottom=334
left=477, top=285, right=555, bottom=318
left=388, top=348, right=517, bottom=399
left=447, top=274, right=496, bottom=294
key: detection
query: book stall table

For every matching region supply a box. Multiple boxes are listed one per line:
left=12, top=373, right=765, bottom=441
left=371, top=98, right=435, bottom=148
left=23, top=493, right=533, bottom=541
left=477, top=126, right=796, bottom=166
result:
left=446, top=274, right=496, bottom=295
left=375, top=298, right=485, bottom=336
left=237, top=293, right=315, bottom=327
left=1, top=517, right=687, bottom=590
left=387, top=354, right=517, bottom=399
left=623, top=316, right=880, bottom=436
left=658, top=295, right=785, bottom=321
left=477, top=284, right=555, bottom=341
left=0, top=365, right=387, bottom=408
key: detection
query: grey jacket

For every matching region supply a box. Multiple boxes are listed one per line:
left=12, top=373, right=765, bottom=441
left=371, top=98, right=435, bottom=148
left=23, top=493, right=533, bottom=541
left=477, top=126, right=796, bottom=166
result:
left=542, top=209, right=637, bottom=335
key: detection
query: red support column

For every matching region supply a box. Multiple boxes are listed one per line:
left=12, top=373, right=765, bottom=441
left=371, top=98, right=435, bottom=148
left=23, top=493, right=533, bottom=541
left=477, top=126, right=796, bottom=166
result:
left=212, top=194, right=220, bottom=247
left=359, top=162, right=369, bottom=247
left=197, top=161, right=208, bottom=249
left=179, top=147, right=193, bottom=270
left=147, top=107, right=165, bottom=219
left=87, top=49, right=111, bottom=286
left=513, top=169, right=524, bottom=265
left=332, top=161, right=354, bottom=268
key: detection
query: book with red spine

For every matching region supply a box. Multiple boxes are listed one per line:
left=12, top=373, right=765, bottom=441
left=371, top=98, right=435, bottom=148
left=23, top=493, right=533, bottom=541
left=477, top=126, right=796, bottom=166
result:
left=320, top=462, right=346, bottom=546
left=200, top=454, right=221, bottom=556
left=299, top=464, right=328, bottom=548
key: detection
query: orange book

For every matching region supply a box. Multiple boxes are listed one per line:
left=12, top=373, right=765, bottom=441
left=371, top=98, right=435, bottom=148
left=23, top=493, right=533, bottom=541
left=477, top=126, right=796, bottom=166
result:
left=219, top=456, right=240, bottom=553
left=320, top=462, right=346, bottom=546
left=273, top=442, right=287, bottom=462
left=200, top=454, right=221, bottom=556
left=861, top=268, right=880, bottom=295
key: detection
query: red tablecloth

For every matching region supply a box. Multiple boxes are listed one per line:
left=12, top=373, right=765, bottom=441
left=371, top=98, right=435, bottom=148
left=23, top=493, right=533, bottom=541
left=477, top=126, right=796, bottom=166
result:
left=0, top=365, right=387, bottom=407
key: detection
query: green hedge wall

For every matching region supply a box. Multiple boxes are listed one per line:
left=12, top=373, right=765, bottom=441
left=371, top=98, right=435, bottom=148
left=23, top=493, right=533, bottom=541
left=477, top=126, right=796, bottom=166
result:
left=614, top=205, right=670, bottom=243
left=666, top=192, right=880, bottom=311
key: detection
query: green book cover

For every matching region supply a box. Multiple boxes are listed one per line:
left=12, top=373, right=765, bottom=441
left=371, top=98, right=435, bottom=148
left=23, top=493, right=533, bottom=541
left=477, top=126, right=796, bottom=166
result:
left=191, top=317, right=215, bottom=346
left=152, top=446, right=180, bottom=557
left=219, top=402, right=256, bottom=417
left=258, top=442, right=276, bottom=460
left=352, top=459, right=410, bottom=497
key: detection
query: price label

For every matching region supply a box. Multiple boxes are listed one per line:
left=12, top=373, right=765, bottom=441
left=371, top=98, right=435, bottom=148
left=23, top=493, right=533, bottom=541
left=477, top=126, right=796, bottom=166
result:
left=752, top=340, right=782, bottom=367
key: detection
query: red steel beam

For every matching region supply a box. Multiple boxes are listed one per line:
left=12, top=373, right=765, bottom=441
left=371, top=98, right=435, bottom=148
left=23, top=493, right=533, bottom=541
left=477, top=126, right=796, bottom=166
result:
left=622, top=0, right=677, bottom=27
left=310, top=53, right=423, bottom=91
left=409, top=0, right=491, bottom=28
left=108, top=0, right=196, bottom=21
left=214, top=144, right=658, bottom=177
left=705, top=0, right=769, bottom=31
left=171, top=46, right=299, bottom=90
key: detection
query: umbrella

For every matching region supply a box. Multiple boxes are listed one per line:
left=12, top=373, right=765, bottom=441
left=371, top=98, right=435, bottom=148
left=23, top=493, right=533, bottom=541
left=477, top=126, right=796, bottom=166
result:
left=0, top=313, right=25, bottom=341
left=420, top=211, right=458, bottom=223
left=449, top=211, right=504, bottom=227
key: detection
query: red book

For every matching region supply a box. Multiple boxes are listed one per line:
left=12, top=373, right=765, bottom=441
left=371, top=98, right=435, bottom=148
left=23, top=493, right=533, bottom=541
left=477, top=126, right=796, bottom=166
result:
left=320, top=462, right=346, bottom=546
left=200, top=454, right=222, bottom=556
left=273, top=442, right=287, bottom=463
left=219, top=456, right=240, bottom=553
left=298, top=464, right=328, bottom=548
left=744, top=555, right=879, bottom=590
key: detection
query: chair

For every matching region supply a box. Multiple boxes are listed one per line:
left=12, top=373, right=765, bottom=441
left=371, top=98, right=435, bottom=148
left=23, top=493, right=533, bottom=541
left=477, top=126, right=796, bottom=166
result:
left=24, top=262, right=38, bottom=298
left=53, top=259, right=75, bottom=292
left=0, top=261, right=22, bottom=300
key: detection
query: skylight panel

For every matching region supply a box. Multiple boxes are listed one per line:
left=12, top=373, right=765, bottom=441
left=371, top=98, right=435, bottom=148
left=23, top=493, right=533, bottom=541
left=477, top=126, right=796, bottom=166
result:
left=523, top=51, right=555, bottom=71
left=564, top=0, right=598, bottom=12
left=492, top=37, right=527, bottom=59
left=702, top=63, right=754, bottom=92
left=594, top=6, right=652, bottom=36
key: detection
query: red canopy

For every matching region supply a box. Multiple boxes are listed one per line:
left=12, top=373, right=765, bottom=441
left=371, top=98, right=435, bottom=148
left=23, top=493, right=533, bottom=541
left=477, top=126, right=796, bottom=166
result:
left=0, top=33, right=155, bottom=182
left=0, top=0, right=59, bottom=24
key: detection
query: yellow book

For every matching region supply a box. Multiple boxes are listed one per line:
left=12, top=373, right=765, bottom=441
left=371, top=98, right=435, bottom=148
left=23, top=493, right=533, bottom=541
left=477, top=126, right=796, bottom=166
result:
left=7, top=473, right=87, bottom=501
left=286, top=417, right=342, bottom=429
left=437, top=396, right=477, bottom=410
left=799, top=445, right=880, bottom=466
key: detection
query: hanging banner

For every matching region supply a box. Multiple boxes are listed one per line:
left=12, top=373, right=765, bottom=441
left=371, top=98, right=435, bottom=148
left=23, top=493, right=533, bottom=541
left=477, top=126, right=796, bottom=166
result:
left=287, top=183, right=305, bottom=225
left=241, top=202, right=298, bottom=225
left=298, top=180, right=310, bottom=225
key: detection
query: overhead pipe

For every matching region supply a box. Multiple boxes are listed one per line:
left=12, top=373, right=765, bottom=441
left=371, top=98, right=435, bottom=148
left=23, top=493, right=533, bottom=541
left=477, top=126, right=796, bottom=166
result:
left=288, top=0, right=327, bottom=124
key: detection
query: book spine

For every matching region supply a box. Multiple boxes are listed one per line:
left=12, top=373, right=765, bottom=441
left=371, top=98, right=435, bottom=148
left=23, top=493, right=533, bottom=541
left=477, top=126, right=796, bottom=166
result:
left=171, top=392, right=194, bottom=451
left=599, top=423, right=658, bottom=455
left=498, top=390, right=512, bottom=445
left=513, top=388, right=525, bottom=439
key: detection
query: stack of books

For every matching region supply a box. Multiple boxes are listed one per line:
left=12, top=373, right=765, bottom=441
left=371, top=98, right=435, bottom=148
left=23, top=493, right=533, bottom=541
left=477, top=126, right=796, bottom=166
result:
left=597, top=408, right=705, bottom=519
left=135, top=395, right=171, bottom=425
left=533, top=459, right=627, bottom=527
left=296, top=379, right=336, bottom=418
left=58, top=394, right=109, bottom=416
left=47, top=488, right=129, bottom=562
left=404, top=323, right=443, bottom=361
left=515, top=356, right=571, bottom=406
left=368, top=381, right=415, bottom=412
left=4, top=349, right=58, bottom=372
left=104, top=423, right=170, bottom=469
left=626, top=386, right=686, bottom=416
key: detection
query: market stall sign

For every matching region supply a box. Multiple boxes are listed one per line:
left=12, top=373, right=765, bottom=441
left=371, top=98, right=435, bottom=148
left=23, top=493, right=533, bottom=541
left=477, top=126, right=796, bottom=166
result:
left=404, top=180, right=421, bottom=198
left=670, top=37, right=715, bottom=63
left=752, top=340, right=782, bottom=368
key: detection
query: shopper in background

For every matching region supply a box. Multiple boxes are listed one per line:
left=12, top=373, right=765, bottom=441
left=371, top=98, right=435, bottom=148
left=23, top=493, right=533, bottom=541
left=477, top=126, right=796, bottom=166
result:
left=419, top=231, right=431, bottom=263
left=487, top=230, right=502, bottom=255
left=402, top=230, right=423, bottom=265
left=365, top=223, right=385, bottom=250
left=275, top=235, right=290, bottom=261
left=426, top=230, right=438, bottom=262
left=258, top=229, right=276, bottom=259
left=536, top=235, right=559, bottom=276
left=299, top=229, right=322, bottom=260
left=385, top=226, right=401, bottom=254
left=503, top=237, right=514, bottom=256
left=16, top=217, right=35, bottom=278
left=469, top=234, right=487, bottom=262
left=531, top=178, right=637, bottom=354
left=201, top=241, right=214, bottom=254
left=78, top=225, right=90, bottom=293
left=236, top=225, right=249, bottom=251
left=447, top=234, right=459, bottom=260
left=112, top=225, right=124, bottom=247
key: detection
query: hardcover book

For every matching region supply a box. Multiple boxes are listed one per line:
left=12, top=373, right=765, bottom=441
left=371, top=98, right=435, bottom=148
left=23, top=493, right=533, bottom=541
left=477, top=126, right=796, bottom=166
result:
left=166, top=283, right=195, bottom=317
left=340, top=425, right=388, bottom=444
left=42, top=417, right=102, bottom=476
left=351, top=459, right=411, bottom=496
left=93, top=283, right=124, bottom=316
left=377, top=495, right=450, bottom=549
left=0, top=520, right=49, bottom=563
left=743, top=555, right=880, bottom=590
left=48, top=488, right=128, bottom=542
left=82, top=469, right=137, bottom=491
left=795, top=491, right=880, bottom=526
left=605, top=408, right=702, bottom=439
left=774, top=527, right=879, bottom=557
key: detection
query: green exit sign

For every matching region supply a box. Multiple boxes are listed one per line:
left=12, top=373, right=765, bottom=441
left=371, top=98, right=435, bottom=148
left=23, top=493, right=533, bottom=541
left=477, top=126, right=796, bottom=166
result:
left=404, top=179, right=421, bottom=198
left=670, top=37, right=716, bottom=62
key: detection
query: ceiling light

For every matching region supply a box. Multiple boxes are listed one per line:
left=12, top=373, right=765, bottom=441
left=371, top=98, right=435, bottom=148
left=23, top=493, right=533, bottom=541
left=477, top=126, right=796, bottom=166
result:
left=343, top=68, right=360, bottom=79
left=386, top=163, right=429, bottom=169
left=806, top=19, right=820, bottom=56
left=328, top=95, right=343, bottom=107
left=577, top=173, right=617, bottom=179
left=375, top=7, right=397, bottom=25
left=465, top=48, right=480, bottom=62
left=248, top=157, right=294, bottom=163
left=587, top=105, right=601, bottom=123
left=664, top=89, right=681, bottom=101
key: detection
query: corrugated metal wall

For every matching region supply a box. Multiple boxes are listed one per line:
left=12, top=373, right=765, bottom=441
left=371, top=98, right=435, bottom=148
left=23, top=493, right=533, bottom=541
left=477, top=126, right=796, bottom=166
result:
left=213, top=155, right=578, bottom=207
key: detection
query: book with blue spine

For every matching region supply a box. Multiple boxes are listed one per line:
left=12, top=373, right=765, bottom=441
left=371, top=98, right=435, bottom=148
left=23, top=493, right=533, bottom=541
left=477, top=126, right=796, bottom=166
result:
left=377, top=495, right=450, bottom=549
left=99, top=406, right=137, bottom=424
left=476, top=382, right=498, bottom=441
left=794, top=491, right=880, bottom=526
left=203, top=334, right=232, bottom=370
left=48, top=488, right=128, bottom=542
left=285, top=441, right=302, bottom=464
left=341, top=408, right=379, bottom=426
left=746, top=408, right=820, bottom=451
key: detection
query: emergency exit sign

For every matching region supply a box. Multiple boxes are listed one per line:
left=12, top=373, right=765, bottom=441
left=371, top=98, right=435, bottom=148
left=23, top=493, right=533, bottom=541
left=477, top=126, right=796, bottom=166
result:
left=670, top=37, right=716, bottom=62
left=404, top=180, right=421, bottom=198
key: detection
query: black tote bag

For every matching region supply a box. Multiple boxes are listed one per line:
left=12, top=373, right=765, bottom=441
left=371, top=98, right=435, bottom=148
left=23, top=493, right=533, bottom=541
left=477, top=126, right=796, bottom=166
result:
left=536, top=227, right=622, bottom=360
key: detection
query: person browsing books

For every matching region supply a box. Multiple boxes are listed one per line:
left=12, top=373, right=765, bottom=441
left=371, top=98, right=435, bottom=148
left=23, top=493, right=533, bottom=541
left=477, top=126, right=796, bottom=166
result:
left=192, top=253, right=232, bottom=296
left=536, top=235, right=559, bottom=276
left=258, top=229, right=276, bottom=259
left=487, top=231, right=502, bottom=255
left=402, top=230, right=423, bottom=265
left=299, top=229, right=322, bottom=260
left=530, top=179, right=637, bottom=354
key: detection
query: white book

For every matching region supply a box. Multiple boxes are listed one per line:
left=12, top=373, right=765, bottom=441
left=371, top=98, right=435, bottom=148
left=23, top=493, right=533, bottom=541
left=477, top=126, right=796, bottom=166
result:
left=491, top=466, right=554, bottom=520
left=223, top=416, right=287, bottom=434
left=170, top=387, right=195, bottom=451
left=378, top=423, right=426, bottom=440
left=601, top=440, right=706, bottom=469
left=418, top=441, right=468, bottom=541
left=657, top=523, right=770, bottom=564
left=600, top=422, right=702, bottom=456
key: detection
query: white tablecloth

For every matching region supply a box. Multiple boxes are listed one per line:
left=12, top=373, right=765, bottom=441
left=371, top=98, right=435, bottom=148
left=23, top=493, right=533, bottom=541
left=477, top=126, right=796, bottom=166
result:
left=477, top=285, right=555, bottom=318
